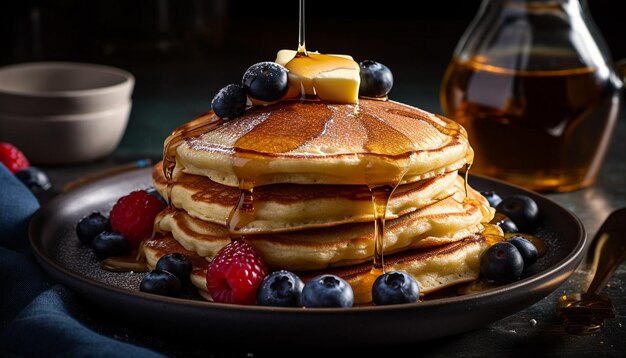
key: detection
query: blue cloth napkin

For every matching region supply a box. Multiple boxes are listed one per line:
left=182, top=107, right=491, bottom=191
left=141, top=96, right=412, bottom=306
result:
left=0, top=164, right=163, bottom=357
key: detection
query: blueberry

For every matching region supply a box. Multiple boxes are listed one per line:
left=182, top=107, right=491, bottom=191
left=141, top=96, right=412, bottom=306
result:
left=508, top=236, right=538, bottom=268
left=92, top=231, right=130, bottom=260
left=140, top=269, right=181, bottom=297
left=15, top=167, right=51, bottom=194
left=301, top=274, right=354, bottom=308
left=242, top=62, right=289, bottom=102
left=358, top=60, right=393, bottom=98
left=155, top=253, right=192, bottom=283
left=211, top=84, right=247, bottom=119
left=480, top=191, right=502, bottom=207
left=76, top=212, right=111, bottom=245
left=257, top=270, right=304, bottom=307
left=480, top=242, right=524, bottom=284
left=496, top=195, right=540, bottom=232
left=498, top=217, right=519, bottom=233
left=145, top=186, right=167, bottom=205
left=372, top=271, right=420, bottom=305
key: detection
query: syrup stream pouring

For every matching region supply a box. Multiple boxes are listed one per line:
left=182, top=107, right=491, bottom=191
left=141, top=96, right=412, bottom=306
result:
left=298, top=0, right=306, bottom=55
left=556, top=207, right=626, bottom=334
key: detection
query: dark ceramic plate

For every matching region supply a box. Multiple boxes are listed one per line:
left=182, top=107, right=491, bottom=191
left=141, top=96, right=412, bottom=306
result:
left=29, top=168, right=585, bottom=346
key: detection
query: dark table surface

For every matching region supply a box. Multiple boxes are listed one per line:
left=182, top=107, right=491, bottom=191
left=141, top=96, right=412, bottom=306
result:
left=10, top=5, right=626, bottom=355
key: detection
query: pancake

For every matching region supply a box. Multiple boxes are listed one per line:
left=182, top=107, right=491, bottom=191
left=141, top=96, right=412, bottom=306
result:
left=173, top=99, right=473, bottom=187
left=142, top=234, right=209, bottom=295
left=142, top=232, right=207, bottom=270
left=302, top=234, right=487, bottom=304
left=153, top=162, right=462, bottom=233
left=154, top=185, right=492, bottom=271
left=142, top=233, right=488, bottom=304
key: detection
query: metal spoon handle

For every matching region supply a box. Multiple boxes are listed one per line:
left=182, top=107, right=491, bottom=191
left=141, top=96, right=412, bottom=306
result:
left=584, top=207, right=626, bottom=295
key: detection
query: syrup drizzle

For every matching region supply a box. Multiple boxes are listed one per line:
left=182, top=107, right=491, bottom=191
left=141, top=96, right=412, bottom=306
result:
left=163, top=113, right=224, bottom=182
left=227, top=179, right=255, bottom=241
left=298, top=0, right=306, bottom=55
left=464, top=163, right=471, bottom=198
left=461, top=163, right=492, bottom=222
left=100, top=250, right=148, bottom=273
left=369, top=184, right=397, bottom=272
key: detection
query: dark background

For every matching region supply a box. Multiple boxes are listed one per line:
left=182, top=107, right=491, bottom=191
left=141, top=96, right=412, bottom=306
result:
left=2, top=0, right=624, bottom=64
left=1, top=0, right=624, bottom=156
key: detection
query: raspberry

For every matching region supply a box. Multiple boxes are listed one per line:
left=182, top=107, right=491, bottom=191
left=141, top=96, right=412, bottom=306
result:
left=0, top=143, right=29, bottom=173
left=206, top=240, right=268, bottom=305
left=109, top=190, right=166, bottom=248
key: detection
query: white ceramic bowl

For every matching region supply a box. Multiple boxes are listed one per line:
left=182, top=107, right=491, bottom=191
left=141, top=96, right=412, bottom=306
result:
left=0, top=62, right=134, bottom=115
left=0, top=101, right=131, bottom=164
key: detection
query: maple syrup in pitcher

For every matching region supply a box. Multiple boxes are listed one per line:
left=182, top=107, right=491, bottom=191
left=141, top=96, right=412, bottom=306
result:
left=441, top=0, right=623, bottom=192
left=442, top=55, right=620, bottom=192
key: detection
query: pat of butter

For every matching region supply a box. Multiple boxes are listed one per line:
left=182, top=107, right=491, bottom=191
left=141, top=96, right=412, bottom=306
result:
left=275, top=50, right=354, bottom=66
left=275, top=49, right=360, bottom=104
left=275, top=49, right=303, bottom=66
left=312, top=69, right=360, bottom=104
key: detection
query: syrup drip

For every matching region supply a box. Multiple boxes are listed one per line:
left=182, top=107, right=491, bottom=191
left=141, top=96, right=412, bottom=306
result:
left=454, top=279, right=499, bottom=296
left=358, top=180, right=405, bottom=301
left=461, top=163, right=492, bottom=222
left=463, top=163, right=471, bottom=198
left=227, top=180, right=255, bottom=241
left=163, top=113, right=224, bottom=182
left=369, top=185, right=394, bottom=271
left=298, top=0, right=306, bottom=55
left=481, top=223, right=507, bottom=246
left=100, top=250, right=148, bottom=273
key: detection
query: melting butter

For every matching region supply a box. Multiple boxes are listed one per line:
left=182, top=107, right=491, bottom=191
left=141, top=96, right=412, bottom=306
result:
left=275, top=49, right=360, bottom=104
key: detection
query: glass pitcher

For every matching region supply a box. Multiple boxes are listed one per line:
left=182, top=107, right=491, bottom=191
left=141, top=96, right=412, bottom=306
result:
left=440, top=0, right=622, bottom=192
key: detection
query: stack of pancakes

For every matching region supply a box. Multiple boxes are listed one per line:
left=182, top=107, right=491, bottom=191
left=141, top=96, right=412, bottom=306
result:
left=144, top=99, right=494, bottom=303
